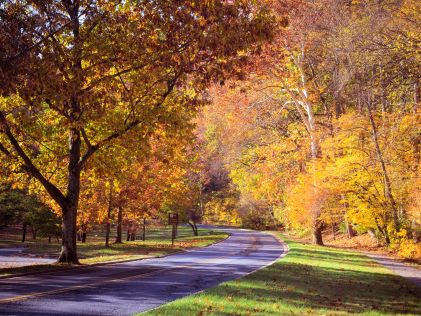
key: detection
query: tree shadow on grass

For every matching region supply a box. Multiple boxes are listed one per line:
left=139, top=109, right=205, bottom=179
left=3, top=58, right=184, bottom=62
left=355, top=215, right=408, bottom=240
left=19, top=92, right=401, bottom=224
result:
left=174, top=243, right=421, bottom=316
left=221, top=245, right=420, bottom=315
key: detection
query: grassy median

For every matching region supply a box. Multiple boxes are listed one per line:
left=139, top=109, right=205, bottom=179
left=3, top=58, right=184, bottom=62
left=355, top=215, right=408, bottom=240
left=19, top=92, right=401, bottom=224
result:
left=0, top=227, right=228, bottom=277
left=144, top=234, right=421, bottom=316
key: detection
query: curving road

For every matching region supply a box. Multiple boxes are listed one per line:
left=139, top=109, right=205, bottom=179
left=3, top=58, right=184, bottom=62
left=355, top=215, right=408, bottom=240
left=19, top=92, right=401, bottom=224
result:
left=0, top=227, right=286, bottom=316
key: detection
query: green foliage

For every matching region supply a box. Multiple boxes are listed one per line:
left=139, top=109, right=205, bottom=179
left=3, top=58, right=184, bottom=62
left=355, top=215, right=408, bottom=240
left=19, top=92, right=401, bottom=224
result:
left=0, top=187, right=60, bottom=237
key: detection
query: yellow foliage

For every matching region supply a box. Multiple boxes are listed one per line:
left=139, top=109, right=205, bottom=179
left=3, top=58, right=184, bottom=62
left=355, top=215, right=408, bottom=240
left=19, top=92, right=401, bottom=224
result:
left=396, top=239, right=421, bottom=260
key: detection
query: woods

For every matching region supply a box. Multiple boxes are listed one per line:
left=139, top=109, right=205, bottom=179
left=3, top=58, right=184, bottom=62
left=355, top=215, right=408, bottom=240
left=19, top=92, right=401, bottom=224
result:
left=196, top=0, right=420, bottom=257
left=0, top=0, right=419, bottom=267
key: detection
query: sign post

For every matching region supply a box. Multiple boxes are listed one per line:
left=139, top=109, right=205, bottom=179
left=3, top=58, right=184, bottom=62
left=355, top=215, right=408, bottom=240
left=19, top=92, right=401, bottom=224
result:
left=168, top=213, right=179, bottom=247
left=142, top=218, right=146, bottom=241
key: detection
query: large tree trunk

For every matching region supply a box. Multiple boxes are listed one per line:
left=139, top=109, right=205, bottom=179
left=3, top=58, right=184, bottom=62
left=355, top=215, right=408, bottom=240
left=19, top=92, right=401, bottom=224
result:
left=309, top=133, right=324, bottom=245
left=58, top=123, right=81, bottom=264
left=312, top=221, right=324, bottom=246
left=58, top=205, right=79, bottom=263
left=115, top=207, right=123, bottom=243
left=55, top=127, right=82, bottom=263
left=346, top=222, right=355, bottom=239
left=285, top=44, right=325, bottom=247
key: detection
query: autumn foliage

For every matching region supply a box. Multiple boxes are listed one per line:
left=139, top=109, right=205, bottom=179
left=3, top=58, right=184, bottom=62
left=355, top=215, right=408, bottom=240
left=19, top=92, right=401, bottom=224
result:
left=0, top=0, right=419, bottom=262
left=195, top=0, right=420, bottom=258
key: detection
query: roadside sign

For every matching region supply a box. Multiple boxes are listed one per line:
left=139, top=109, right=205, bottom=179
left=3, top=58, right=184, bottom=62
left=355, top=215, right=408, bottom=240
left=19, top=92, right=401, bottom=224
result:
left=168, top=213, right=178, bottom=247
left=168, top=213, right=178, bottom=225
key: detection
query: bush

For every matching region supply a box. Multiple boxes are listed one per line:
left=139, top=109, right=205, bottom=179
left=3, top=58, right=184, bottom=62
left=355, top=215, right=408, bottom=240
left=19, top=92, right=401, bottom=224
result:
left=242, top=209, right=278, bottom=230
left=396, top=239, right=421, bottom=260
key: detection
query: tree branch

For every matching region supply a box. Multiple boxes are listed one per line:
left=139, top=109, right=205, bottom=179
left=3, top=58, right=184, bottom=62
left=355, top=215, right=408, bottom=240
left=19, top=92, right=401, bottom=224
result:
left=80, top=128, right=92, bottom=148
left=0, top=111, right=67, bottom=208
left=78, top=73, right=180, bottom=169
left=0, top=141, right=11, bottom=155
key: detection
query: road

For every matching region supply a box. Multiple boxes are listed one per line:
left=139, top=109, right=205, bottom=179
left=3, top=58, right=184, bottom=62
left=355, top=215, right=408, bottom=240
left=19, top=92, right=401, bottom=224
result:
left=0, top=227, right=286, bottom=316
left=365, top=252, right=421, bottom=287
left=0, top=248, right=55, bottom=269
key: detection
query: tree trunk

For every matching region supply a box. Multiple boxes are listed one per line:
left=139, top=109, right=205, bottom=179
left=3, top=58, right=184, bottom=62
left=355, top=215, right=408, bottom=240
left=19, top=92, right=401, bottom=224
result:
left=105, top=220, right=111, bottom=247
left=331, top=223, right=336, bottom=240
left=21, top=223, right=26, bottom=243
left=312, top=221, right=324, bottom=246
left=346, top=223, right=355, bottom=238
left=48, top=236, right=52, bottom=243
left=344, top=215, right=355, bottom=238
left=105, top=182, right=113, bottom=247
left=188, top=222, right=198, bottom=236
left=374, top=218, right=390, bottom=245
left=367, top=102, right=399, bottom=231
left=142, top=218, right=146, bottom=241
left=383, top=227, right=391, bottom=244
left=80, top=223, right=87, bottom=243
left=309, top=134, right=324, bottom=245
left=115, top=207, right=123, bottom=243
left=126, top=221, right=132, bottom=241
left=58, top=205, right=79, bottom=263
left=57, top=92, right=83, bottom=264
left=32, top=228, right=37, bottom=240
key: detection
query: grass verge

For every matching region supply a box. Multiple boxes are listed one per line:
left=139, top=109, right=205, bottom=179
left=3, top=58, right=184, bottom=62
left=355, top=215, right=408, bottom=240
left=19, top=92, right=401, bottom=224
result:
left=143, top=233, right=421, bottom=316
left=0, top=227, right=228, bottom=277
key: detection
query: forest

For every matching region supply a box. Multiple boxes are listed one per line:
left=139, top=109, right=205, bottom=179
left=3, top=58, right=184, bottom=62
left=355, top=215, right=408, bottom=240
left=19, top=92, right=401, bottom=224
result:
left=0, top=0, right=419, bottom=265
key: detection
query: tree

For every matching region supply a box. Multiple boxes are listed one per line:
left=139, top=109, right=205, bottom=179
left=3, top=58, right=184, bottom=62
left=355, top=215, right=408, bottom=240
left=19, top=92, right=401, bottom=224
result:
left=0, top=187, right=60, bottom=243
left=0, top=1, right=274, bottom=263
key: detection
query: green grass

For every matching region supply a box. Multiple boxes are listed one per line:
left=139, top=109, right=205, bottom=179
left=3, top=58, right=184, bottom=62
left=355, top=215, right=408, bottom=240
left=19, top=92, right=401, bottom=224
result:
left=0, top=227, right=228, bottom=277
left=143, top=233, right=421, bottom=316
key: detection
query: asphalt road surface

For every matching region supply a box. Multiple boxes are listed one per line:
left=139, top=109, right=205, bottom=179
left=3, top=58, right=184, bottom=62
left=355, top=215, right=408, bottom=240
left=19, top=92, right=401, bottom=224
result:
left=0, top=248, right=55, bottom=269
left=0, top=227, right=286, bottom=316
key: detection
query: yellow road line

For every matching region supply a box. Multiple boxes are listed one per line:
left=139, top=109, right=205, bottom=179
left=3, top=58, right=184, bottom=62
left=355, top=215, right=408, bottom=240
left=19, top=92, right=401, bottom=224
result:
left=0, top=235, right=259, bottom=304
